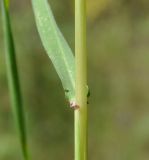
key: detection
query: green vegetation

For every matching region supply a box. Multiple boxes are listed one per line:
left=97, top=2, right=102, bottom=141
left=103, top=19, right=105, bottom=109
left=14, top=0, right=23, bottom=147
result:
left=1, top=0, right=28, bottom=159
left=1, top=0, right=88, bottom=159
left=32, top=0, right=88, bottom=159
left=75, top=0, right=87, bottom=160
left=1, top=0, right=149, bottom=160
left=32, top=0, right=75, bottom=102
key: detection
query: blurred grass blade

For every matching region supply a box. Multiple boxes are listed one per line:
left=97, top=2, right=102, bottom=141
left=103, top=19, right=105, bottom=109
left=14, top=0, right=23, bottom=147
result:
left=32, top=0, right=75, bottom=102
left=1, top=0, right=29, bottom=159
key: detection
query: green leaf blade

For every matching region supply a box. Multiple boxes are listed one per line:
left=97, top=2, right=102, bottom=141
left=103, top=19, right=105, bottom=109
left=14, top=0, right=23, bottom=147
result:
left=1, top=0, right=29, bottom=159
left=32, top=0, right=75, bottom=102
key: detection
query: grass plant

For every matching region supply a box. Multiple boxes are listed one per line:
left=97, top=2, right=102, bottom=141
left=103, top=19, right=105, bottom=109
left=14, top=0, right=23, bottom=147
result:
left=75, top=0, right=87, bottom=159
left=1, top=0, right=29, bottom=159
left=1, top=0, right=88, bottom=159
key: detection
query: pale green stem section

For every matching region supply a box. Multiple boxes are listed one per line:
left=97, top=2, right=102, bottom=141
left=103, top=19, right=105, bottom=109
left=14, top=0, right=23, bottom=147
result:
left=75, top=0, right=87, bottom=160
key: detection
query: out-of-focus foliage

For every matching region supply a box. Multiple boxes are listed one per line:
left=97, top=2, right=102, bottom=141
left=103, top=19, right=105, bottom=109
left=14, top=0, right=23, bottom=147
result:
left=87, top=0, right=111, bottom=22
left=1, top=0, right=149, bottom=160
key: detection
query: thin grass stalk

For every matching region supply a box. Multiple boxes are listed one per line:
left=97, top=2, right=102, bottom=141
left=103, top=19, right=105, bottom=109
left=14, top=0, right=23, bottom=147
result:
left=1, top=0, right=28, bottom=159
left=75, top=0, right=87, bottom=160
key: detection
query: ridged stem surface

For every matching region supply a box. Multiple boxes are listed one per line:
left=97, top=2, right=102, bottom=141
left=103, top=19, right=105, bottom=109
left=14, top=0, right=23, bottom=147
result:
left=75, top=0, right=87, bottom=160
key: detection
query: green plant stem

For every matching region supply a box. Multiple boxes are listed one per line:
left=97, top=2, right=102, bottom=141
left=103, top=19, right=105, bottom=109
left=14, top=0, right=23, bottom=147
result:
left=75, top=0, right=87, bottom=160
left=1, top=1, right=28, bottom=160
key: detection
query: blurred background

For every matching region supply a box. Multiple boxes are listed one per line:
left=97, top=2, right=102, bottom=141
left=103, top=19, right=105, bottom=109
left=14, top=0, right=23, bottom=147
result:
left=1, top=0, right=149, bottom=159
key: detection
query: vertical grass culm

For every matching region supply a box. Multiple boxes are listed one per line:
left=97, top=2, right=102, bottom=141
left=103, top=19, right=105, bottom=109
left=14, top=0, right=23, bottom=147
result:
left=1, top=0, right=29, bottom=159
left=75, top=0, right=87, bottom=160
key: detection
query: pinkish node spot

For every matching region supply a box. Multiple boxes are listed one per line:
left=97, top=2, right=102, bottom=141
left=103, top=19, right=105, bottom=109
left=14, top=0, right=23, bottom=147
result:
left=70, top=101, right=80, bottom=110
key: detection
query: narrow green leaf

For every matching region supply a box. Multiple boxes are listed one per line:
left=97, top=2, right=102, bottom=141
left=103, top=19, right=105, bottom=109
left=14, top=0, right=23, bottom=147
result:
left=32, top=0, right=75, bottom=102
left=1, top=0, right=29, bottom=159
